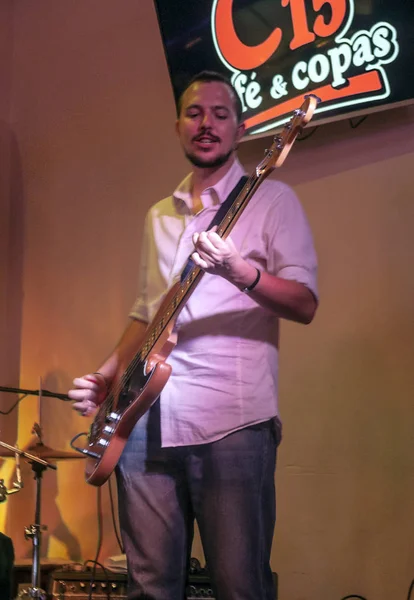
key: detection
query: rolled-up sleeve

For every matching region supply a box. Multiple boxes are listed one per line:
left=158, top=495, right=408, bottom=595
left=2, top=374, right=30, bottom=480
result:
left=129, top=213, right=150, bottom=322
left=265, top=182, right=318, bottom=301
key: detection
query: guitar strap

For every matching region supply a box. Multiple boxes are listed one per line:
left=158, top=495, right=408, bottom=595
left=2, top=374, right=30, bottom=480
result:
left=180, top=175, right=249, bottom=282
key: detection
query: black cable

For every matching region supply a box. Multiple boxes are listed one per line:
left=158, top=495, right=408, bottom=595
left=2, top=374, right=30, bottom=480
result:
left=94, top=486, right=104, bottom=563
left=349, top=115, right=368, bottom=129
left=339, top=577, right=414, bottom=600
left=84, top=559, right=111, bottom=600
left=0, top=393, right=28, bottom=415
left=297, top=126, right=318, bottom=141
left=108, top=475, right=124, bottom=554
left=84, top=487, right=104, bottom=600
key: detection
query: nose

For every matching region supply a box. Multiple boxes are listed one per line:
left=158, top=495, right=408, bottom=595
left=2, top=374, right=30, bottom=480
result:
left=201, top=111, right=213, bottom=128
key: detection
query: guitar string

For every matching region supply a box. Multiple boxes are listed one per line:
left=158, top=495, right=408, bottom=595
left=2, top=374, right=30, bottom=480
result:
left=93, top=173, right=260, bottom=428
left=120, top=173, right=262, bottom=379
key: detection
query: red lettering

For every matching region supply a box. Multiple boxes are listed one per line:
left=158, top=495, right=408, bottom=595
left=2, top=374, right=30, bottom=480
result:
left=213, top=0, right=349, bottom=69
left=282, top=0, right=315, bottom=50
left=313, top=0, right=347, bottom=38
left=213, top=0, right=282, bottom=71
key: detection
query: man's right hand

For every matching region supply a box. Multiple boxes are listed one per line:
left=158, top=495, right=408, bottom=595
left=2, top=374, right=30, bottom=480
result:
left=68, top=374, right=108, bottom=417
left=68, top=319, right=148, bottom=417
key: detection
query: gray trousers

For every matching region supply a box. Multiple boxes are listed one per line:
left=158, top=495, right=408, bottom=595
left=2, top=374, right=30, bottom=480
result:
left=116, top=401, right=280, bottom=600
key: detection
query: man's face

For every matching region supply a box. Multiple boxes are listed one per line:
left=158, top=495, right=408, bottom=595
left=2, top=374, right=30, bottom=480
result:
left=176, top=81, right=245, bottom=169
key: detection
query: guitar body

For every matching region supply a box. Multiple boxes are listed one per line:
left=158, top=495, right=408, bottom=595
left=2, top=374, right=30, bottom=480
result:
left=85, top=357, right=172, bottom=486
left=84, top=284, right=181, bottom=486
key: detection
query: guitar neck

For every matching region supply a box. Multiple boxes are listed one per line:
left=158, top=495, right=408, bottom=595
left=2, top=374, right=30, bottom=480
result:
left=133, top=169, right=269, bottom=365
left=215, top=170, right=265, bottom=241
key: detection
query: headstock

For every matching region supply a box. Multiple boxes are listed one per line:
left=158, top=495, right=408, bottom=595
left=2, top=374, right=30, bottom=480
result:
left=256, top=94, right=320, bottom=178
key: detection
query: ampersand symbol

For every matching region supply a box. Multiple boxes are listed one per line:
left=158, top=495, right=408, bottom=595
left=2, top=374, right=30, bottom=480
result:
left=270, top=74, right=288, bottom=99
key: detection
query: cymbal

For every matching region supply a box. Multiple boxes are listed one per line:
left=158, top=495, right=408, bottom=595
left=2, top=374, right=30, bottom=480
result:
left=0, top=442, right=84, bottom=460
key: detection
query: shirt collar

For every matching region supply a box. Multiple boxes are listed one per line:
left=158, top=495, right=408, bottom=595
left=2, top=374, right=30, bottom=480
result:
left=173, top=158, right=246, bottom=214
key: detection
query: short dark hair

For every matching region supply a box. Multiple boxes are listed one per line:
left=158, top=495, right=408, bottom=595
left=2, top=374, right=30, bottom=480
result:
left=177, top=70, right=243, bottom=123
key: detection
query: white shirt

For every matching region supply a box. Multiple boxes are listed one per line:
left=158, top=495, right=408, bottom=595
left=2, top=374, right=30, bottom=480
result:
left=130, top=159, right=318, bottom=447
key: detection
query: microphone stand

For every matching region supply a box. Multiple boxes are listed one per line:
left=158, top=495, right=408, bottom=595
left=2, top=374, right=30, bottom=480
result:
left=0, top=385, right=70, bottom=401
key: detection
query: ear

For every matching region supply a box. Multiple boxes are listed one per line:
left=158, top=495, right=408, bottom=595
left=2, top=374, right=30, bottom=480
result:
left=175, top=119, right=180, bottom=137
left=235, top=122, right=246, bottom=146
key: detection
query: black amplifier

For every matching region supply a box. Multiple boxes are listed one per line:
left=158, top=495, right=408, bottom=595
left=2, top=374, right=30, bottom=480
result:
left=186, top=571, right=215, bottom=599
left=50, top=570, right=127, bottom=599
left=49, top=567, right=277, bottom=599
left=49, top=569, right=214, bottom=600
left=185, top=571, right=278, bottom=599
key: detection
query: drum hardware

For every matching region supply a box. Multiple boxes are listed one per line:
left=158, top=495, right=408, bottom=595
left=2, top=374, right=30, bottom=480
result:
left=0, top=381, right=83, bottom=599
left=0, top=444, right=23, bottom=502
left=0, top=437, right=57, bottom=599
left=0, top=431, right=85, bottom=599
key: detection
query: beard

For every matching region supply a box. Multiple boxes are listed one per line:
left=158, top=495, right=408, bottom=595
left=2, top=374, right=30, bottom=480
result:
left=185, top=148, right=233, bottom=169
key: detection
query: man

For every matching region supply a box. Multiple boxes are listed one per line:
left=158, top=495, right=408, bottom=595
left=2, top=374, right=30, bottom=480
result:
left=69, top=71, right=318, bottom=600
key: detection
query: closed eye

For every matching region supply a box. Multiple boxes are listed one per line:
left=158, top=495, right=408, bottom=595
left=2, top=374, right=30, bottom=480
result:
left=213, top=106, right=230, bottom=119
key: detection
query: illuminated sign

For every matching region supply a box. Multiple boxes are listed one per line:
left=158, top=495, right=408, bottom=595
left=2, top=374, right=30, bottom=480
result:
left=154, top=0, right=413, bottom=136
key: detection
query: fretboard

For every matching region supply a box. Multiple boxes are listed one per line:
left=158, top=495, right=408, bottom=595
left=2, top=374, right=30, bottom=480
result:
left=132, top=169, right=267, bottom=371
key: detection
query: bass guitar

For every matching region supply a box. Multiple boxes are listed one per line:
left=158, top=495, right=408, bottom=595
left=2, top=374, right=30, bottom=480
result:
left=71, top=94, right=319, bottom=486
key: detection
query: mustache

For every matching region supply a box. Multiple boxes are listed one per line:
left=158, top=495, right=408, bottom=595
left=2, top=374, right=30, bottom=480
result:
left=193, top=130, right=220, bottom=143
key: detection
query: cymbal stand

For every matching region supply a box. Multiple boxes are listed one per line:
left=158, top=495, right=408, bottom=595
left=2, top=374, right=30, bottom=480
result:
left=19, top=457, right=56, bottom=599
left=0, top=441, right=57, bottom=600
left=0, top=383, right=70, bottom=597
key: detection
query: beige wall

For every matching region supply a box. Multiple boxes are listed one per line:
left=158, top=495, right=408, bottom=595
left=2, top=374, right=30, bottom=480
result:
left=239, top=108, right=414, bottom=599
left=1, top=1, right=413, bottom=599
left=0, top=0, right=13, bottom=416
left=0, top=1, right=21, bottom=464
